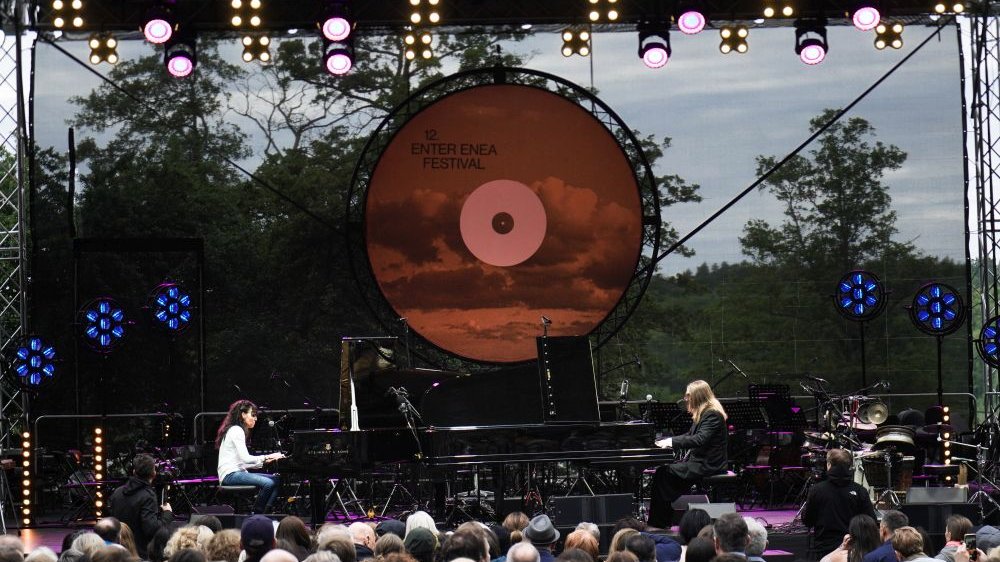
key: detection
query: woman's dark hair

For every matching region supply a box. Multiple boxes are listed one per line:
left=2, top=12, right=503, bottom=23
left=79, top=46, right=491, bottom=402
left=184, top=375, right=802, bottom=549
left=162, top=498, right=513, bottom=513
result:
left=847, top=515, right=881, bottom=562
left=277, top=516, right=313, bottom=551
left=556, top=549, right=595, bottom=562
left=167, top=549, right=206, bottom=562
left=147, top=528, right=173, bottom=562
left=215, top=400, right=257, bottom=449
left=685, top=538, right=717, bottom=562
left=679, top=509, right=713, bottom=545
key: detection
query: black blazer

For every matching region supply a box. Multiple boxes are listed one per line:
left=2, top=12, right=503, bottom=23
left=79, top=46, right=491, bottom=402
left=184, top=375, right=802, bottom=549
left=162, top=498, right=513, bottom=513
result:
left=670, top=409, right=729, bottom=479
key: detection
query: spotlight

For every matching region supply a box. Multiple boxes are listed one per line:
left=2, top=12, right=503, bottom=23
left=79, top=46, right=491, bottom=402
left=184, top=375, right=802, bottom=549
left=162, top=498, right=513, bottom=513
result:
left=676, top=9, right=706, bottom=34
left=874, top=22, right=903, bottom=50
left=908, top=282, right=965, bottom=336
left=320, top=0, right=352, bottom=41
left=404, top=31, right=433, bottom=61
left=588, top=0, right=620, bottom=22
left=242, top=34, right=271, bottom=63
left=21, top=430, right=30, bottom=527
left=763, top=0, right=795, bottom=18
left=149, top=281, right=193, bottom=333
left=561, top=27, right=592, bottom=57
left=719, top=25, right=749, bottom=54
left=88, top=33, right=119, bottom=65
left=977, top=315, right=1000, bottom=367
left=78, top=297, right=126, bottom=353
left=795, top=18, right=828, bottom=65
left=230, top=0, right=263, bottom=29
left=933, top=0, right=964, bottom=12
left=851, top=2, right=881, bottom=31
left=637, top=23, right=670, bottom=68
left=51, top=0, right=84, bottom=29
left=323, top=40, right=354, bottom=75
left=833, top=270, right=886, bottom=321
left=5, top=336, right=58, bottom=391
left=409, top=0, right=441, bottom=26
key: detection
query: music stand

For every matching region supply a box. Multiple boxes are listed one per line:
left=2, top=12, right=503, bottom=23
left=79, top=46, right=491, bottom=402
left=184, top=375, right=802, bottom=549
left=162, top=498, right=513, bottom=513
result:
left=639, top=402, right=692, bottom=435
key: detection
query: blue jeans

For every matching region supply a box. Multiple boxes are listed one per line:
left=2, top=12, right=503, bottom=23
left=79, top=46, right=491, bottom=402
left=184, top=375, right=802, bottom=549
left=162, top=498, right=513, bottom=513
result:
left=222, top=471, right=280, bottom=513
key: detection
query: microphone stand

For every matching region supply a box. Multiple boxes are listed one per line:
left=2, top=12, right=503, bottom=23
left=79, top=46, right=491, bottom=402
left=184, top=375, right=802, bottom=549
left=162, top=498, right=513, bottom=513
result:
left=387, top=387, right=424, bottom=460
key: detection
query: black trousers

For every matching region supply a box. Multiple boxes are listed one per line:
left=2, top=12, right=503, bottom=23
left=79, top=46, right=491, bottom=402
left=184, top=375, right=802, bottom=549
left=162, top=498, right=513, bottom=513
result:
left=647, top=464, right=699, bottom=528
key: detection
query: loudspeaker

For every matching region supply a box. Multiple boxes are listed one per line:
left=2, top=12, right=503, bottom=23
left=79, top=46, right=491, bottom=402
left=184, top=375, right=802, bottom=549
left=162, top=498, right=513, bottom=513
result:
left=671, top=494, right=710, bottom=510
left=687, top=502, right=738, bottom=519
left=548, top=494, right=634, bottom=525
left=900, top=503, right=978, bottom=534
left=906, top=487, right=968, bottom=504
left=537, top=336, right=600, bottom=423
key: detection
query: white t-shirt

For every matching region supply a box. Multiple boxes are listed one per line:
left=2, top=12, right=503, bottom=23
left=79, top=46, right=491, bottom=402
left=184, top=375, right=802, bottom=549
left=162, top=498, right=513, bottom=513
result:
left=217, top=425, right=266, bottom=482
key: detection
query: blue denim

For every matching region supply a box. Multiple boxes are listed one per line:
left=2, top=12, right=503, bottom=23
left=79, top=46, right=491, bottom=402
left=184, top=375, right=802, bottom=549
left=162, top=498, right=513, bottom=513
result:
left=222, top=471, right=280, bottom=513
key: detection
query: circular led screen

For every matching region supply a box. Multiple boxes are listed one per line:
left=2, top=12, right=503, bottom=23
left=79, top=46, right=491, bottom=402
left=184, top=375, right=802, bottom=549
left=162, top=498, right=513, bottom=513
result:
left=365, top=84, right=643, bottom=363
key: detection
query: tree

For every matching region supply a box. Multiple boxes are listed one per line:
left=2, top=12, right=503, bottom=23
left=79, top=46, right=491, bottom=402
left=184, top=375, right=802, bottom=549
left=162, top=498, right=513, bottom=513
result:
left=740, top=109, right=910, bottom=274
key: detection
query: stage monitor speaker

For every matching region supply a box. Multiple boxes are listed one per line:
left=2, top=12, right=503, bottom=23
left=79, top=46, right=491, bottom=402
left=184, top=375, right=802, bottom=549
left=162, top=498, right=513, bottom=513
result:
left=536, top=336, right=600, bottom=423
left=687, top=503, right=738, bottom=520
left=548, top=494, right=634, bottom=525
left=906, top=487, right=968, bottom=504
left=900, top=502, right=978, bottom=534
left=672, top=494, right=710, bottom=511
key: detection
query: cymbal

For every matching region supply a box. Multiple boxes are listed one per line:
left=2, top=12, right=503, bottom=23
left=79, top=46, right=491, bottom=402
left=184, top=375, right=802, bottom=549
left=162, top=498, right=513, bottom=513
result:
left=921, top=423, right=955, bottom=434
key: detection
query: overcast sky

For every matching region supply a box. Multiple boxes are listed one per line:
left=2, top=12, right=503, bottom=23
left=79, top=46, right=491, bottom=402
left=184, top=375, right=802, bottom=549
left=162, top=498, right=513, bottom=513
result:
left=30, top=21, right=967, bottom=276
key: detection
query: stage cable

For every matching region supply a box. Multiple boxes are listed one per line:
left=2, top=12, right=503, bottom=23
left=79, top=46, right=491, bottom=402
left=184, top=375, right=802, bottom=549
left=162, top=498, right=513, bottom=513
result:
left=38, top=36, right=345, bottom=239
left=647, top=17, right=957, bottom=273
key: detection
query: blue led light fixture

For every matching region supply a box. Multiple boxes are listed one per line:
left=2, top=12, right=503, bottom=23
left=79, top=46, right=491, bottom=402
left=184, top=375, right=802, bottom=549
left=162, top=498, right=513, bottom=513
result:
left=149, top=282, right=193, bottom=334
left=79, top=297, right=127, bottom=353
left=833, top=270, right=887, bottom=321
left=909, top=282, right=965, bottom=336
left=7, top=336, right=58, bottom=390
left=977, top=315, right=1000, bottom=368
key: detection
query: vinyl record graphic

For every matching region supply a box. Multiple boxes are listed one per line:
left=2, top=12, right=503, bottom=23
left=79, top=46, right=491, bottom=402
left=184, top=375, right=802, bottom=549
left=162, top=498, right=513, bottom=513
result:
left=352, top=69, right=659, bottom=365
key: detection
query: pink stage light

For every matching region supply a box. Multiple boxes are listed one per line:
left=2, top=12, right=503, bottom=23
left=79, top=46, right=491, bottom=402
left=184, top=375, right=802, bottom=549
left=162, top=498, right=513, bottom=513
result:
left=322, top=16, right=351, bottom=41
left=852, top=6, right=880, bottom=31
left=677, top=10, right=706, bottom=34
left=166, top=53, right=194, bottom=77
left=799, top=42, right=826, bottom=64
left=642, top=45, right=669, bottom=68
left=325, top=51, right=353, bottom=75
left=143, top=18, right=172, bottom=44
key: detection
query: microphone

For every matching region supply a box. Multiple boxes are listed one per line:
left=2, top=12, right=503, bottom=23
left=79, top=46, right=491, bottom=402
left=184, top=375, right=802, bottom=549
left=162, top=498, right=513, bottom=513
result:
left=232, top=384, right=243, bottom=395
left=541, top=316, right=552, bottom=325
left=268, top=414, right=290, bottom=427
left=728, top=359, right=748, bottom=379
left=804, top=374, right=829, bottom=385
left=646, top=394, right=653, bottom=401
left=398, top=317, right=408, bottom=323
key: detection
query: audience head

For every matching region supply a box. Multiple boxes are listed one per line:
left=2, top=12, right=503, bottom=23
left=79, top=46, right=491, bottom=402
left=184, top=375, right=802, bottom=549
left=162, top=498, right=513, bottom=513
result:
left=147, top=527, right=173, bottom=562
left=891, top=527, right=926, bottom=559
left=242, top=515, right=277, bottom=562
left=679, top=510, right=713, bottom=545
left=378, top=554, right=417, bottom=562
left=404, top=512, right=439, bottom=538
left=348, top=522, right=376, bottom=550
left=563, top=530, right=599, bottom=562
left=190, top=516, right=224, bottom=534
left=206, top=529, right=242, bottom=562
left=574, top=523, right=600, bottom=544
left=946, top=515, right=974, bottom=542
left=846, top=514, right=881, bottom=562
left=610, top=529, right=640, bottom=554
left=259, top=550, right=298, bottom=562
left=90, top=546, right=135, bottom=562
left=605, top=551, right=639, bottom=562
left=56, top=551, right=83, bottom=562
left=487, top=524, right=510, bottom=556
left=319, top=536, right=356, bottom=562
left=0, top=547, right=23, bottom=562
left=167, top=549, right=206, bottom=562
left=743, top=518, right=767, bottom=557
left=94, top=518, right=122, bottom=544
left=624, top=534, right=656, bottom=562
left=63, top=531, right=86, bottom=555
left=713, top=513, right=749, bottom=554
left=556, top=549, right=594, bottom=562
left=165, top=526, right=214, bottom=559
left=118, top=523, right=138, bottom=558
left=375, top=534, right=404, bottom=558
left=133, top=454, right=157, bottom=482
left=376, top=520, right=406, bottom=540
left=505, top=543, right=540, bottom=562
left=72, top=532, right=106, bottom=557
left=276, top=516, right=312, bottom=553
left=710, top=554, right=751, bottom=562
left=25, top=548, right=56, bottom=562
left=402, top=528, right=436, bottom=562
left=303, top=553, right=341, bottom=562
left=523, top=516, right=560, bottom=549
left=503, top=512, right=529, bottom=545
left=826, top=449, right=853, bottom=472
left=612, top=517, right=647, bottom=534
left=879, top=511, right=909, bottom=542
left=440, top=530, right=487, bottom=562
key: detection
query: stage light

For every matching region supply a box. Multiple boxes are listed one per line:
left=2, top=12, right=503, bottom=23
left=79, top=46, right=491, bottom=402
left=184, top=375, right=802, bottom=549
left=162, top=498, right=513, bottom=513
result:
left=164, top=34, right=196, bottom=78
left=324, top=42, right=354, bottom=74
left=719, top=25, right=749, bottom=54
left=88, top=33, right=119, bottom=65
left=149, top=281, right=193, bottom=333
left=874, top=22, right=903, bottom=50
left=588, top=0, right=620, bottom=22
left=562, top=27, right=592, bottom=57
left=763, top=0, right=795, bottom=18
left=795, top=18, right=828, bottom=65
left=409, top=0, right=441, bottom=25
left=93, top=426, right=104, bottom=517
left=6, top=336, right=58, bottom=391
left=833, top=270, right=885, bottom=321
left=230, top=0, right=263, bottom=29
left=320, top=1, right=352, bottom=41
left=976, top=315, right=1000, bottom=367
left=637, top=24, right=670, bottom=68
left=676, top=10, right=706, bottom=34
left=934, top=0, right=964, bottom=13
left=21, top=431, right=31, bottom=527
left=242, top=34, right=271, bottom=63
left=909, top=282, right=965, bottom=336
left=51, top=0, right=84, bottom=29
left=851, top=3, right=881, bottom=31
left=404, top=31, right=433, bottom=61
left=79, top=297, right=126, bottom=353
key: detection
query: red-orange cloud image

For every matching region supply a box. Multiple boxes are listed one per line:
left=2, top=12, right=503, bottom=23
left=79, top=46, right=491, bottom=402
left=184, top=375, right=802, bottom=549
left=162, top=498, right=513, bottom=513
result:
left=365, top=84, right=643, bottom=363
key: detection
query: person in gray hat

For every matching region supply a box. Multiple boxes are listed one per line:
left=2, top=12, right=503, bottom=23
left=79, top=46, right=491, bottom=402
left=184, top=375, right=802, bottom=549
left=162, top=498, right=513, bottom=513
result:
left=523, top=515, right=560, bottom=562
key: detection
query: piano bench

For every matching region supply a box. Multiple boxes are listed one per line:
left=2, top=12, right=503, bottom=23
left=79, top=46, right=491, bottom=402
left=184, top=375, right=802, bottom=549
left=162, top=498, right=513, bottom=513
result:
left=698, top=471, right=739, bottom=503
left=215, top=485, right=258, bottom=514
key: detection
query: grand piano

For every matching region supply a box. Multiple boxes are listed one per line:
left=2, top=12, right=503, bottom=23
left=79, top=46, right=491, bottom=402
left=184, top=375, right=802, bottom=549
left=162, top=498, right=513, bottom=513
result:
left=283, top=336, right=672, bottom=525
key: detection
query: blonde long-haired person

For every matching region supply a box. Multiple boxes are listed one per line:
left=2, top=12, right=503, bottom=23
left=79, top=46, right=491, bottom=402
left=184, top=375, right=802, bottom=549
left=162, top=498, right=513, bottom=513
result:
left=647, top=380, right=728, bottom=530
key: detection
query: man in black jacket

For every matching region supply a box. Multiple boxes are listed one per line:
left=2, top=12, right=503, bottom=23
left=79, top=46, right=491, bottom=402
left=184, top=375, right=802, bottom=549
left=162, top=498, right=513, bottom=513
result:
left=107, top=454, right=173, bottom=557
left=648, top=380, right=729, bottom=529
left=802, top=448, right=877, bottom=558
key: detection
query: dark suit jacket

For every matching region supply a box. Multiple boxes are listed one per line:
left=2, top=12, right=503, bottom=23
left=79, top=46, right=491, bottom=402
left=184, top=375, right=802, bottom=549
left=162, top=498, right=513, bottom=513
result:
left=670, top=409, right=728, bottom=479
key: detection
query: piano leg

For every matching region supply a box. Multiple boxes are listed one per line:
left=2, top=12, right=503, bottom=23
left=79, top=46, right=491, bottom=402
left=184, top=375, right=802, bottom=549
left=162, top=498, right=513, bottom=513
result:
left=495, top=462, right=506, bottom=522
left=308, top=478, right=328, bottom=528
left=432, top=468, right=446, bottom=520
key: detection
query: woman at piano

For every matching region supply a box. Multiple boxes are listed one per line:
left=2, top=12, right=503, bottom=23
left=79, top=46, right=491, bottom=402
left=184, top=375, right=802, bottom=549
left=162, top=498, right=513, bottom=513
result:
left=216, top=400, right=285, bottom=514
left=647, top=380, right=729, bottom=530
